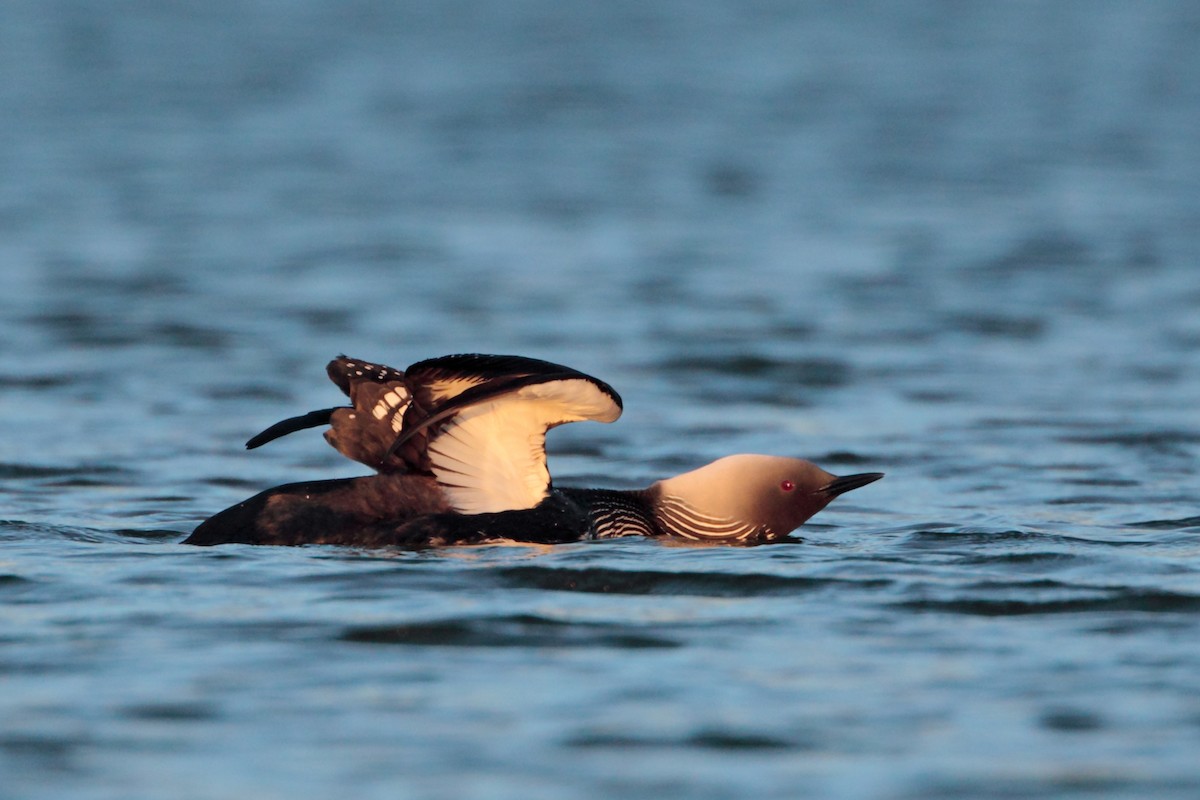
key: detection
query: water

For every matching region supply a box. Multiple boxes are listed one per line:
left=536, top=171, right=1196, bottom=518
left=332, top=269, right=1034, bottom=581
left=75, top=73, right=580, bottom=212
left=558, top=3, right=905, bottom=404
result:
left=3, top=2, right=1200, bottom=797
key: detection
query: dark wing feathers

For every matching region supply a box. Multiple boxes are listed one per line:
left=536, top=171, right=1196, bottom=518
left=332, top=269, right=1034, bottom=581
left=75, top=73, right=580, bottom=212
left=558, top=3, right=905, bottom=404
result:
left=244, top=355, right=410, bottom=468
left=405, top=353, right=594, bottom=382
left=325, top=355, right=406, bottom=397
left=325, top=380, right=411, bottom=471
left=241, top=354, right=623, bottom=512
left=404, top=353, right=621, bottom=407
left=245, top=408, right=336, bottom=450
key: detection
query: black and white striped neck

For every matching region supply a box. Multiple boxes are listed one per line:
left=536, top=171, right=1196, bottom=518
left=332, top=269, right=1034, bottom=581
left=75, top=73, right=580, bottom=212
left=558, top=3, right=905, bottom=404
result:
left=652, top=493, right=773, bottom=544
left=559, top=488, right=660, bottom=539
left=560, top=486, right=777, bottom=544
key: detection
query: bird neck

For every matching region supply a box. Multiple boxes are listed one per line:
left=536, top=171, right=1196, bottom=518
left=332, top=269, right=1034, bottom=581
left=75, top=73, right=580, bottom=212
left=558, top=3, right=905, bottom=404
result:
left=650, top=488, right=768, bottom=543
left=558, top=487, right=661, bottom=539
left=559, top=485, right=772, bottom=543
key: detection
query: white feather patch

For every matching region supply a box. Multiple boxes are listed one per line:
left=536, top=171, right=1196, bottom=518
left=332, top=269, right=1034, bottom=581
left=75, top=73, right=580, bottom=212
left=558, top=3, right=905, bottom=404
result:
left=369, top=386, right=411, bottom=432
left=423, top=376, right=488, bottom=405
left=426, top=377, right=621, bottom=514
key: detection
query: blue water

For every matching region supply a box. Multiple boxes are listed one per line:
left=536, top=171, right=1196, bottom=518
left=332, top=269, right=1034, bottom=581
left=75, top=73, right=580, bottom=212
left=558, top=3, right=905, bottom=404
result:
left=3, top=2, right=1200, bottom=798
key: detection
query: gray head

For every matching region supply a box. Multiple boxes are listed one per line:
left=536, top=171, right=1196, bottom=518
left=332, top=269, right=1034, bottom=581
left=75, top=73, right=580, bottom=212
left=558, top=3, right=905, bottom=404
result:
left=652, top=454, right=883, bottom=543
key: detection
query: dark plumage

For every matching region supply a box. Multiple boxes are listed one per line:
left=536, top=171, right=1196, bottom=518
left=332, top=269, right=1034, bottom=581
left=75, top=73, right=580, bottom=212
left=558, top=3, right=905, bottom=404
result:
left=186, top=354, right=882, bottom=548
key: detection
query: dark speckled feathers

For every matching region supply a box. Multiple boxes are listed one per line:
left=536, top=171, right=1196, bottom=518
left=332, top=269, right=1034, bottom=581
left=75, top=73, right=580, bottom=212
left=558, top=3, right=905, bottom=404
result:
left=325, top=356, right=406, bottom=397
left=244, top=355, right=410, bottom=469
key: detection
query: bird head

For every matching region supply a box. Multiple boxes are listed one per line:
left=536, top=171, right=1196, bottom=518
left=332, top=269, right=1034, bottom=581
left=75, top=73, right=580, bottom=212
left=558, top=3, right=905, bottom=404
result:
left=652, top=454, right=883, bottom=543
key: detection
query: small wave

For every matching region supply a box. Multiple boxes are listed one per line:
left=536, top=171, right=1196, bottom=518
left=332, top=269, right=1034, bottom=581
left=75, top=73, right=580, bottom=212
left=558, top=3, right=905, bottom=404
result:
left=0, top=520, right=182, bottom=544
left=0, top=374, right=78, bottom=390
left=0, top=520, right=106, bottom=543
left=339, top=614, right=680, bottom=649
left=0, top=463, right=127, bottom=480
left=1127, top=516, right=1200, bottom=531
left=813, top=450, right=883, bottom=467
left=0, top=732, right=81, bottom=764
left=895, top=589, right=1200, bottom=616
left=899, top=528, right=1067, bottom=548
left=972, top=230, right=1091, bottom=275
left=494, top=565, right=889, bottom=597
left=1046, top=494, right=1131, bottom=506
left=1058, top=430, right=1200, bottom=452
left=120, top=702, right=219, bottom=722
left=567, top=728, right=802, bottom=751
left=896, top=527, right=1159, bottom=550
left=942, top=311, right=1046, bottom=340
left=1039, top=707, right=1105, bottom=732
left=201, top=476, right=269, bottom=490
left=0, top=574, right=37, bottom=598
left=656, top=353, right=851, bottom=387
left=952, top=551, right=1080, bottom=566
left=1061, top=477, right=1140, bottom=487
left=113, top=528, right=186, bottom=541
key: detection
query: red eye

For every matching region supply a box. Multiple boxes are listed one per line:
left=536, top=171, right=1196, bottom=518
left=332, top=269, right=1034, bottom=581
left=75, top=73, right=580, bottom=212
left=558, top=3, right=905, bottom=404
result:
left=780, top=480, right=795, bottom=492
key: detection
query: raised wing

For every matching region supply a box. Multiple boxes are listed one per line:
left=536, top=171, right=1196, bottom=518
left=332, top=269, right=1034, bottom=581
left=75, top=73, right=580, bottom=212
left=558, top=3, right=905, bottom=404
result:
left=389, top=355, right=622, bottom=514
left=240, top=354, right=623, bottom=504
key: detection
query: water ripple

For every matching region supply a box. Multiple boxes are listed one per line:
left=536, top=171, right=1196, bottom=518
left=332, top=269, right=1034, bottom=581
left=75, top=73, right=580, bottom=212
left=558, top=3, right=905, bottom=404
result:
left=1128, top=516, right=1200, bottom=531
left=566, top=729, right=804, bottom=751
left=494, top=565, right=890, bottom=596
left=339, top=614, right=681, bottom=649
left=895, top=588, right=1200, bottom=616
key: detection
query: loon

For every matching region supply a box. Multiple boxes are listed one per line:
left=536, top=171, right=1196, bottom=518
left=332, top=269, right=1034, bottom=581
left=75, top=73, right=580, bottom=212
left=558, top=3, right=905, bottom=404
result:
left=185, top=354, right=882, bottom=548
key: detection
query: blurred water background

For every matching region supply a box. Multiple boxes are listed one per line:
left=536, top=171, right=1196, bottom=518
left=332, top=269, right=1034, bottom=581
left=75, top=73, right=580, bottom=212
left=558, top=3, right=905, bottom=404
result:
left=3, top=2, right=1200, bottom=798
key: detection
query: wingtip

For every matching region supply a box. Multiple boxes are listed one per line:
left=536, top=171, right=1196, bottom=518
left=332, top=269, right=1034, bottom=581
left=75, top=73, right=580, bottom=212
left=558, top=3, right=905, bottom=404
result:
left=243, top=408, right=338, bottom=451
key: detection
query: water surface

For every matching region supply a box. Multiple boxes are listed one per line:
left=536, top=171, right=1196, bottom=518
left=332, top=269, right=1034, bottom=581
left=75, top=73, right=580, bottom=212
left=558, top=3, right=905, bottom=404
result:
left=3, top=2, right=1200, bottom=798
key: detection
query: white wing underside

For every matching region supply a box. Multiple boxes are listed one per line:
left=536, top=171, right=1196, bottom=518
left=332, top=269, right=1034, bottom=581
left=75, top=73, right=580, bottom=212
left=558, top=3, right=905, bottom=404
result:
left=425, top=378, right=621, bottom=514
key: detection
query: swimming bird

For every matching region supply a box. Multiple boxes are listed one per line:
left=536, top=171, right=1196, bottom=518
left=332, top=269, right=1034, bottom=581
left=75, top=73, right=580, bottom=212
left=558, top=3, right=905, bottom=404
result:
left=185, top=354, right=882, bottom=548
